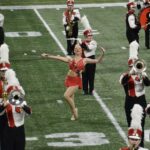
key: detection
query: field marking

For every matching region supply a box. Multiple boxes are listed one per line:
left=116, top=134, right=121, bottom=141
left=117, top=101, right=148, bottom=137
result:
left=33, top=9, right=128, bottom=145
left=45, top=132, right=109, bottom=147
left=0, top=3, right=126, bottom=10
left=57, top=100, right=63, bottom=104
left=34, top=9, right=67, bottom=55
left=93, top=91, right=128, bottom=144
left=5, top=31, right=42, bottom=37
left=26, top=137, right=38, bottom=141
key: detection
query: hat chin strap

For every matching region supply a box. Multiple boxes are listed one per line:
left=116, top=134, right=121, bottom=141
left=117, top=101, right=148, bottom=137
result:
left=130, top=144, right=137, bottom=150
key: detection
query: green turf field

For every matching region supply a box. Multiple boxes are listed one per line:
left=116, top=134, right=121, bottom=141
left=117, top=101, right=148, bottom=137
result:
left=1, top=1, right=150, bottom=150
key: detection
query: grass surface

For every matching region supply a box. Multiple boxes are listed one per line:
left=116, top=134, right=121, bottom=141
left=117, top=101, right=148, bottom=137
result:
left=1, top=1, right=150, bottom=150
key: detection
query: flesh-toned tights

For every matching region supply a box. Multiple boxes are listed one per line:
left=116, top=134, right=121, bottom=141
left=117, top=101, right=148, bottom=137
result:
left=64, top=86, right=78, bottom=117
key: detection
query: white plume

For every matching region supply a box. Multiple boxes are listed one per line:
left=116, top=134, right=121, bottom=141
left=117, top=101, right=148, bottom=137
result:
left=129, top=0, right=135, bottom=2
left=0, top=14, right=4, bottom=27
left=5, top=69, right=25, bottom=95
left=5, top=69, right=18, bottom=85
left=130, top=104, right=143, bottom=130
left=0, top=43, right=9, bottom=63
left=81, top=15, right=91, bottom=30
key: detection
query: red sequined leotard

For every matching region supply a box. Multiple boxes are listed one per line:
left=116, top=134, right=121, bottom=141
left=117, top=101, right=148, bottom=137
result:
left=65, top=58, right=84, bottom=89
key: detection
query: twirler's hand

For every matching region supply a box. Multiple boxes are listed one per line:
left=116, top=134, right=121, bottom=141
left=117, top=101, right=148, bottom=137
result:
left=100, top=47, right=106, bottom=53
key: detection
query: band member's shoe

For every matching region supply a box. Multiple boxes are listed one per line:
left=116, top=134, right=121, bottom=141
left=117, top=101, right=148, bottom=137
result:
left=83, top=91, right=88, bottom=95
left=89, top=92, right=93, bottom=95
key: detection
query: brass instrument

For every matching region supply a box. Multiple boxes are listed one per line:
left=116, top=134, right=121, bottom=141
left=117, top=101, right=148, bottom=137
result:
left=133, top=59, right=146, bottom=73
left=129, top=143, right=136, bottom=150
left=8, top=90, right=24, bottom=106
left=2, top=79, right=8, bottom=100
left=66, top=10, right=74, bottom=37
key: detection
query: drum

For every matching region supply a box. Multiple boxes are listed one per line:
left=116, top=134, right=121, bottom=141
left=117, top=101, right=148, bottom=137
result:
left=139, top=5, right=150, bottom=30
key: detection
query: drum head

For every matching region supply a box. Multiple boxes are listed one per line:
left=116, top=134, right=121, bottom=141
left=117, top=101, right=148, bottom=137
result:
left=139, top=5, right=150, bottom=30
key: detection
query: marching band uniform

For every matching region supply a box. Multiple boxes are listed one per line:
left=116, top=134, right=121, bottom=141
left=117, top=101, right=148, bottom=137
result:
left=0, top=100, right=31, bottom=150
left=81, top=29, right=97, bottom=95
left=0, top=76, right=8, bottom=150
left=0, top=42, right=10, bottom=150
left=1, top=67, right=30, bottom=150
left=63, top=0, right=81, bottom=55
left=0, top=81, right=7, bottom=150
left=119, top=59, right=150, bottom=147
left=0, top=59, right=31, bottom=150
left=126, top=1, right=141, bottom=59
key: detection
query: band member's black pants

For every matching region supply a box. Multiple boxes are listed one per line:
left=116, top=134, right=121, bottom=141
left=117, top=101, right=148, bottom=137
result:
left=145, top=26, right=150, bottom=49
left=3, top=125, right=25, bottom=150
left=82, top=55, right=96, bottom=94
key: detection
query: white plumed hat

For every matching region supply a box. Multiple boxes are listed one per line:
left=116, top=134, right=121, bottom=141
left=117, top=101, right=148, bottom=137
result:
left=81, top=15, right=92, bottom=36
left=128, top=104, right=143, bottom=140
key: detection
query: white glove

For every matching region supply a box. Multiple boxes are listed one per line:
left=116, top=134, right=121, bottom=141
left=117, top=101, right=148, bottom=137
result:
left=141, top=72, right=147, bottom=78
left=129, top=67, right=135, bottom=75
left=20, top=101, right=27, bottom=107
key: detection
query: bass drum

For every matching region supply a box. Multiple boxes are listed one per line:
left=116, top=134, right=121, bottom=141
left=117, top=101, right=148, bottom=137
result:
left=139, top=5, right=150, bottom=30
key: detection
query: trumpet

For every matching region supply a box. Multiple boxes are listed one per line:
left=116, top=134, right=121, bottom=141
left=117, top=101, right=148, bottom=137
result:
left=133, top=59, right=146, bottom=74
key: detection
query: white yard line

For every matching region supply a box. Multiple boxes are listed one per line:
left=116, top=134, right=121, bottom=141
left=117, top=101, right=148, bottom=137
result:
left=34, top=9, right=67, bottom=55
left=0, top=3, right=126, bottom=10
left=26, top=137, right=38, bottom=141
left=33, top=8, right=128, bottom=145
left=93, top=91, right=128, bottom=144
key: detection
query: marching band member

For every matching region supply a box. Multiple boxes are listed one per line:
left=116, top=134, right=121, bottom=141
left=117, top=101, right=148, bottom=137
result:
left=119, top=104, right=149, bottom=150
left=0, top=62, right=9, bottom=150
left=80, top=16, right=97, bottom=95
left=0, top=68, right=32, bottom=150
left=62, top=0, right=81, bottom=55
left=119, top=58, right=150, bottom=147
left=0, top=35, right=10, bottom=149
left=41, top=43, right=105, bottom=120
left=126, top=0, right=141, bottom=59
